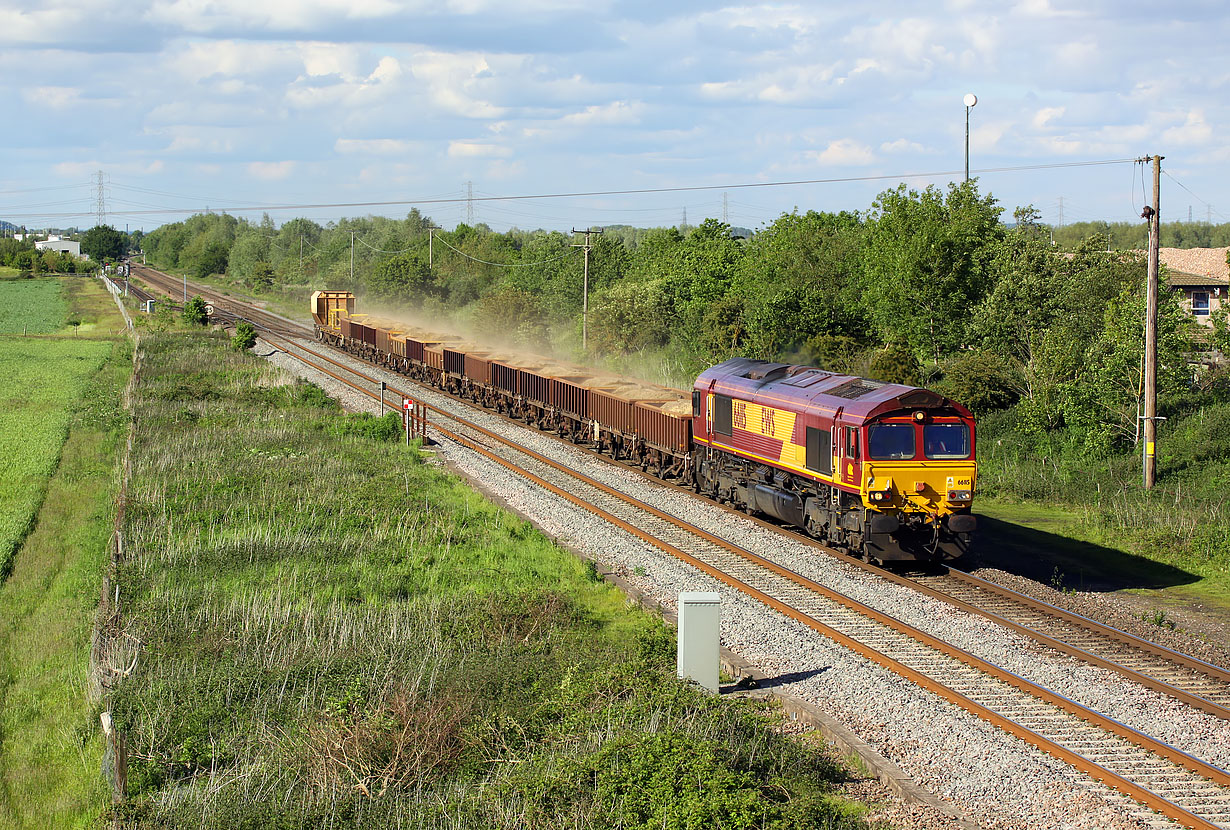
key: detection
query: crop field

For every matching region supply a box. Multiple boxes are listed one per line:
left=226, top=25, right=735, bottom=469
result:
left=110, top=330, right=871, bottom=829
left=0, top=323, right=112, bottom=578
left=0, top=278, right=68, bottom=334
left=0, top=276, right=128, bottom=827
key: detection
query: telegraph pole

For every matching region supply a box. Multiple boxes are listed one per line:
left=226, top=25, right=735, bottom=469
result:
left=1140, top=154, right=1163, bottom=490
left=428, top=226, right=435, bottom=272
left=571, top=227, right=603, bottom=350
left=349, top=231, right=355, bottom=283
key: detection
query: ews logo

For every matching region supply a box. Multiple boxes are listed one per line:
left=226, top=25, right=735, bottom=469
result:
left=761, top=407, right=776, bottom=436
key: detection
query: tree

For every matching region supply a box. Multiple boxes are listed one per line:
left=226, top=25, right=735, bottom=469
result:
left=859, top=181, right=1003, bottom=365
left=1063, top=283, right=1193, bottom=453
left=369, top=251, right=434, bottom=301
left=1211, top=307, right=1230, bottom=357
left=182, top=296, right=209, bottom=326
left=473, top=287, right=550, bottom=348
left=80, top=225, right=128, bottom=262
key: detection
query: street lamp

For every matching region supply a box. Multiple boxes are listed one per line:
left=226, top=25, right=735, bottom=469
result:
left=963, top=93, right=978, bottom=182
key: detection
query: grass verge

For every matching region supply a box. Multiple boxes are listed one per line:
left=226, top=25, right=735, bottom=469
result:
left=976, top=402, right=1230, bottom=611
left=110, top=330, right=875, bottom=829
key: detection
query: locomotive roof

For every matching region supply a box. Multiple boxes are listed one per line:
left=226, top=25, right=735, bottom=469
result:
left=696, top=357, right=972, bottom=421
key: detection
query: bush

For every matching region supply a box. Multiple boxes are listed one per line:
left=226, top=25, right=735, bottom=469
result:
left=320, top=410, right=404, bottom=442
left=231, top=322, right=257, bottom=351
left=182, top=295, right=208, bottom=326
left=869, top=343, right=921, bottom=386
left=934, top=350, right=1020, bottom=415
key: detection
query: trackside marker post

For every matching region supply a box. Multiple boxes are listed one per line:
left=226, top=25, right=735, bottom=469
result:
left=401, top=397, right=427, bottom=444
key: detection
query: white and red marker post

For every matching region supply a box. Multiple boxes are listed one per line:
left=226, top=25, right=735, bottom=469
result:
left=403, top=397, right=426, bottom=444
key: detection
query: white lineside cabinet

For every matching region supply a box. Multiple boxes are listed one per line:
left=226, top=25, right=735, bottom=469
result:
left=677, top=592, right=721, bottom=692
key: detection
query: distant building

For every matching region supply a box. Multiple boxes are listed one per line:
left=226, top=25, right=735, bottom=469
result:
left=35, top=236, right=83, bottom=259
left=1159, top=247, right=1228, bottom=327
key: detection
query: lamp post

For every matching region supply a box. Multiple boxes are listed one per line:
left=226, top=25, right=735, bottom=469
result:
left=963, top=93, right=978, bottom=182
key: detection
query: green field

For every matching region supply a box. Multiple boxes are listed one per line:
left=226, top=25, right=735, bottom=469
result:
left=0, top=277, right=128, bottom=828
left=0, top=279, right=68, bottom=334
left=110, top=331, right=872, bottom=828
left=0, top=325, right=112, bottom=579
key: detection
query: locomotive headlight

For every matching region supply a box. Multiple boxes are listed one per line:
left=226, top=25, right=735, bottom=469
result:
left=912, top=410, right=927, bottom=423
left=947, top=489, right=973, bottom=502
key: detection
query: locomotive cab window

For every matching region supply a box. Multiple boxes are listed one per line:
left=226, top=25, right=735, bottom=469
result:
left=805, top=426, right=832, bottom=475
left=923, top=424, right=971, bottom=459
left=714, top=394, right=733, bottom=436
left=868, top=424, right=915, bottom=460
left=843, top=426, right=860, bottom=460
left=692, top=390, right=702, bottom=418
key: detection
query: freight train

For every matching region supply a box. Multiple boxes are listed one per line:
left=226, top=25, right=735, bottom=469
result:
left=312, top=291, right=977, bottom=563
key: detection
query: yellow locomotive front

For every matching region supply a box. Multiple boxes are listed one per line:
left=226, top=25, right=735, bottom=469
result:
left=861, top=411, right=977, bottom=561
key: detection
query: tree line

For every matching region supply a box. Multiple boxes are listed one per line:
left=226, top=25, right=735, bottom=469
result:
left=140, top=181, right=1230, bottom=460
left=0, top=224, right=138, bottom=274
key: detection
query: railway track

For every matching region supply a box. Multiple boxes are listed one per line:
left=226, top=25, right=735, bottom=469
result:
left=103, top=275, right=157, bottom=305
left=901, top=568, right=1230, bottom=717
left=127, top=265, right=1230, bottom=826
left=261, top=331, right=1230, bottom=830
left=127, top=264, right=308, bottom=337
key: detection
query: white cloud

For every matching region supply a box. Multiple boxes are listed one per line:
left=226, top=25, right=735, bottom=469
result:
left=408, top=51, right=509, bottom=118
left=176, top=41, right=297, bottom=80
left=54, top=160, right=165, bottom=177
left=1162, top=109, right=1213, bottom=146
left=881, top=138, right=925, bottom=154
left=335, top=138, right=420, bottom=155
left=22, top=86, right=81, bottom=109
left=147, top=0, right=405, bottom=33
left=1032, top=106, right=1065, bottom=129
left=811, top=139, right=874, bottom=166
left=248, top=161, right=297, bottom=180
left=447, top=141, right=511, bottom=158
left=559, top=100, right=642, bottom=127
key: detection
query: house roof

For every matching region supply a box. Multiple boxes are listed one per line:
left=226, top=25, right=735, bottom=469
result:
left=1158, top=247, right=1230, bottom=287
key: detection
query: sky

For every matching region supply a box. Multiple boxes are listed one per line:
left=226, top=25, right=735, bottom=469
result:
left=2, top=0, right=1229, bottom=234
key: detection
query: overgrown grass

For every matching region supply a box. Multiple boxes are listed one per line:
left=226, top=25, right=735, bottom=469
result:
left=0, top=278, right=67, bottom=334
left=977, top=403, right=1230, bottom=601
left=0, top=278, right=129, bottom=828
left=111, top=330, right=873, bottom=829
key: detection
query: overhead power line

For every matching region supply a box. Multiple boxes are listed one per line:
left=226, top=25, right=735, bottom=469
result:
left=431, top=234, right=574, bottom=268
left=0, top=158, right=1138, bottom=222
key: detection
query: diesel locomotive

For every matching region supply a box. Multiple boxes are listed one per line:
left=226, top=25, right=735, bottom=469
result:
left=312, top=290, right=977, bottom=563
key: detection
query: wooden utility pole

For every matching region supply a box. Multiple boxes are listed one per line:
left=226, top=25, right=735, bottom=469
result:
left=571, top=227, right=603, bottom=350
left=1141, top=154, right=1163, bottom=490
left=349, top=231, right=355, bottom=284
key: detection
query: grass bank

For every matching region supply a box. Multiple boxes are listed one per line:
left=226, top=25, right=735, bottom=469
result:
left=0, top=278, right=129, bottom=828
left=976, top=402, right=1230, bottom=609
left=110, top=330, right=874, bottom=829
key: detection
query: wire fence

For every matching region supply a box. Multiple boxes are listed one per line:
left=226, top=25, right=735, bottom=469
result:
left=92, top=279, right=140, bottom=802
